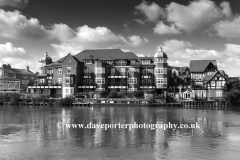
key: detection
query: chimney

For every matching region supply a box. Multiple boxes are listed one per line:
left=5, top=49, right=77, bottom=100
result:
left=26, top=66, right=29, bottom=71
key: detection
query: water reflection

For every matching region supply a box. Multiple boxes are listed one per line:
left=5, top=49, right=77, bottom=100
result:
left=0, top=106, right=240, bottom=160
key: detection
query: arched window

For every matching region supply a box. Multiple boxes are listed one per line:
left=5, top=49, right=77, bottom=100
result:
left=83, top=68, right=92, bottom=76
left=142, top=69, right=151, bottom=76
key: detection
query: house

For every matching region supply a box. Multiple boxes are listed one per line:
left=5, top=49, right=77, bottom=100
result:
left=168, top=66, right=191, bottom=99
left=204, top=70, right=227, bottom=101
left=0, top=76, right=20, bottom=98
left=28, top=48, right=172, bottom=98
left=0, top=64, right=36, bottom=92
left=190, top=60, right=218, bottom=100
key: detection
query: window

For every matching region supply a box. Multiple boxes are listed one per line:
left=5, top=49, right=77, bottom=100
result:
left=66, top=89, right=69, bottom=94
left=65, top=77, right=70, bottom=84
left=70, top=77, right=74, bottom=84
left=96, top=68, right=102, bottom=74
left=120, top=79, right=126, bottom=84
left=217, top=81, right=221, bottom=87
left=118, top=60, right=126, bottom=63
left=155, top=58, right=167, bottom=63
left=142, top=60, right=151, bottom=64
left=96, top=78, right=105, bottom=84
left=40, top=70, right=43, bottom=74
left=155, top=68, right=167, bottom=74
left=120, top=68, right=126, bottom=72
left=71, top=88, right=74, bottom=94
left=58, top=68, right=62, bottom=74
left=57, top=78, right=62, bottom=84
left=128, top=78, right=137, bottom=84
left=67, top=67, right=71, bottom=74
left=142, top=69, right=151, bottom=76
left=216, top=91, right=222, bottom=97
left=156, top=78, right=167, bottom=84
left=13, top=74, right=16, bottom=78
left=131, top=60, right=136, bottom=63
left=49, top=69, right=53, bottom=74
left=85, top=60, right=92, bottom=64
left=128, top=88, right=137, bottom=92
left=120, top=89, right=126, bottom=92
left=128, top=68, right=135, bottom=72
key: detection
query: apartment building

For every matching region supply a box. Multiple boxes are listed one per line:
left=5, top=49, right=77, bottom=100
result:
left=28, top=49, right=171, bottom=98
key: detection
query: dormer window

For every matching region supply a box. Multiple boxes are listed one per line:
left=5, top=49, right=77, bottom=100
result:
left=85, top=60, right=92, bottom=64
left=131, top=60, right=136, bottom=63
left=142, top=60, right=151, bottom=64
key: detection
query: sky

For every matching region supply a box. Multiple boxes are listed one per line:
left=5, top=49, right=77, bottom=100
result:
left=0, top=0, right=240, bottom=76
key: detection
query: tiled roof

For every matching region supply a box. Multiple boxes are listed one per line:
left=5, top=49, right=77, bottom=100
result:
left=0, top=76, right=20, bottom=81
left=204, top=70, right=227, bottom=82
left=190, top=60, right=217, bottom=72
left=74, top=49, right=129, bottom=61
left=10, top=68, right=34, bottom=75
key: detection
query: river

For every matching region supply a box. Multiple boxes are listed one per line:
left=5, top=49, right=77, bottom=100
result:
left=0, top=105, right=240, bottom=160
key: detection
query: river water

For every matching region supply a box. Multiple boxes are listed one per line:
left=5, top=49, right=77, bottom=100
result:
left=0, top=105, right=240, bottom=160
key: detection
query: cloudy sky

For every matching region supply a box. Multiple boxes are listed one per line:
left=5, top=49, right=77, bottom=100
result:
left=0, top=0, right=240, bottom=76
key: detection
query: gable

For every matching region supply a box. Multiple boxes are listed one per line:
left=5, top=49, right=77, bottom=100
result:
left=204, top=62, right=217, bottom=72
left=190, top=60, right=217, bottom=72
left=62, top=53, right=78, bottom=65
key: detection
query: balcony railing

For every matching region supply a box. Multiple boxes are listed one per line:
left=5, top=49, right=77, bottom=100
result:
left=114, top=63, right=128, bottom=66
left=140, top=83, right=155, bottom=86
left=78, top=83, right=96, bottom=86
left=108, top=83, right=127, bottom=86
left=28, top=82, right=62, bottom=86
left=109, top=72, right=128, bottom=77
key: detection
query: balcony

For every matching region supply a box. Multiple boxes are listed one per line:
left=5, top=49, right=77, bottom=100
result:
left=82, top=73, right=92, bottom=78
left=28, top=82, right=62, bottom=89
left=78, top=83, right=96, bottom=89
left=108, top=72, right=128, bottom=78
left=140, top=83, right=156, bottom=89
left=108, top=83, right=127, bottom=88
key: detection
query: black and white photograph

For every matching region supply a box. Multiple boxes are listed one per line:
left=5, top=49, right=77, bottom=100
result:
left=0, top=0, right=240, bottom=159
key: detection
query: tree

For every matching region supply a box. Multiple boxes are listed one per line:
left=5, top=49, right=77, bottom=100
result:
left=109, top=90, right=118, bottom=98
left=223, top=79, right=240, bottom=104
left=132, top=90, right=144, bottom=98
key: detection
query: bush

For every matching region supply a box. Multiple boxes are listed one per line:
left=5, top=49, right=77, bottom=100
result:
left=54, top=96, right=75, bottom=106
left=9, top=94, right=20, bottom=105
left=117, top=92, right=125, bottom=98
left=99, top=90, right=108, bottom=98
left=133, top=90, right=144, bottom=98
left=109, top=90, right=118, bottom=98
left=3, top=95, right=10, bottom=102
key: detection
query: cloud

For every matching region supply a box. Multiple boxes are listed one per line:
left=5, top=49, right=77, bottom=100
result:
left=1, top=57, right=33, bottom=69
left=0, top=42, right=31, bottom=60
left=166, top=0, right=232, bottom=33
left=134, top=0, right=233, bottom=35
left=133, top=19, right=146, bottom=25
left=135, top=1, right=165, bottom=22
left=213, top=16, right=240, bottom=39
left=153, top=21, right=181, bottom=35
left=50, top=23, right=76, bottom=42
left=0, top=42, right=34, bottom=71
left=160, top=39, right=221, bottom=59
left=123, top=23, right=130, bottom=31
left=51, top=25, right=149, bottom=57
left=136, top=54, right=145, bottom=57
left=0, top=0, right=28, bottom=8
left=168, top=60, right=189, bottom=67
left=0, top=9, right=49, bottom=40
left=223, top=44, right=240, bottom=57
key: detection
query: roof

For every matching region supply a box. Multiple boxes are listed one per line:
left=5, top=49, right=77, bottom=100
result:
left=0, top=76, right=20, bottom=81
left=74, top=49, right=129, bottom=61
left=154, top=48, right=168, bottom=58
left=10, top=68, right=34, bottom=75
left=204, top=70, right=227, bottom=82
left=190, top=60, right=217, bottom=72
